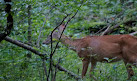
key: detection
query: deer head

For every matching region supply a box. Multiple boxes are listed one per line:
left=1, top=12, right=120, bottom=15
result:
left=42, top=24, right=65, bottom=45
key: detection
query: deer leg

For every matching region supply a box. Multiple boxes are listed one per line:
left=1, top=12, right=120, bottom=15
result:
left=124, top=61, right=134, bottom=80
left=89, top=60, right=97, bottom=81
left=89, top=61, right=96, bottom=76
left=82, top=59, right=89, bottom=78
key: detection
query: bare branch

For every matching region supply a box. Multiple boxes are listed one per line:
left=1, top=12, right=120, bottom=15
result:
left=52, top=58, right=61, bottom=81
left=52, top=0, right=83, bottom=56
left=28, top=5, right=32, bottom=45
left=102, top=19, right=136, bottom=35
left=95, top=26, right=107, bottom=35
left=37, top=5, right=56, bottom=47
left=4, top=36, right=45, bottom=57
left=48, top=1, right=84, bottom=80
left=42, top=59, right=48, bottom=80
left=101, top=25, right=111, bottom=36
left=4, top=36, right=81, bottom=80
left=46, top=14, right=70, bottom=81
left=102, top=24, right=120, bottom=35
left=130, top=31, right=137, bottom=36
left=53, top=63, right=81, bottom=80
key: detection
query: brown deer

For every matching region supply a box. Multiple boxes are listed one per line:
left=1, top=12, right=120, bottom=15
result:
left=43, top=24, right=137, bottom=80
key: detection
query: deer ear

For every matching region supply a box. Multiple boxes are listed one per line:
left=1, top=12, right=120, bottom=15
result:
left=59, top=24, right=65, bottom=33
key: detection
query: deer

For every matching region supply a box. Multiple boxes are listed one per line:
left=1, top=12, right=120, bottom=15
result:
left=43, top=24, right=137, bottom=80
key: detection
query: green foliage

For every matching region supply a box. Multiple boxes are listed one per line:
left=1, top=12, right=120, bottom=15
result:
left=0, top=0, right=137, bottom=81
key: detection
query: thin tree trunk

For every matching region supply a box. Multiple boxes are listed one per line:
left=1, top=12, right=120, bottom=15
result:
left=27, top=5, right=32, bottom=58
left=28, top=5, right=32, bottom=45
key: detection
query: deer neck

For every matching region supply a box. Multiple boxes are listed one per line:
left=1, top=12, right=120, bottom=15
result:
left=60, top=35, right=77, bottom=49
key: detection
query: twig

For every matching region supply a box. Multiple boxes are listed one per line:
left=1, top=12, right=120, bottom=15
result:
left=101, top=19, right=136, bottom=35
left=130, top=31, right=137, bottom=36
left=94, top=26, right=107, bottom=35
left=101, top=25, right=111, bottom=36
left=52, top=58, right=61, bottom=81
left=52, top=63, right=81, bottom=80
left=37, top=5, right=56, bottom=47
left=42, top=59, right=48, bottom=78
left=42, top=58, right=49, bottom=80
left=101, top=23, right=120, bottom=35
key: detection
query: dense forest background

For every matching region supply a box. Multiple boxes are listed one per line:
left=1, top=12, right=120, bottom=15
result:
left=0, top=0, right=137, bottom=81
